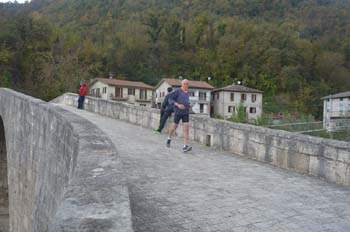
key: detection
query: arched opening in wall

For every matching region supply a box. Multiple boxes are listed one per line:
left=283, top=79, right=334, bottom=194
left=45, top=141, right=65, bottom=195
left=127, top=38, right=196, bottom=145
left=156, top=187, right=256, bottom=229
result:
left=0, top=116, right=9, bottom=232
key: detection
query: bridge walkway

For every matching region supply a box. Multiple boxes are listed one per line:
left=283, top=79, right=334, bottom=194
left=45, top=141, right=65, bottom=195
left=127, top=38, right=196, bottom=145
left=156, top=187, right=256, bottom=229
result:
left=60, top=105, right=350, bottom=232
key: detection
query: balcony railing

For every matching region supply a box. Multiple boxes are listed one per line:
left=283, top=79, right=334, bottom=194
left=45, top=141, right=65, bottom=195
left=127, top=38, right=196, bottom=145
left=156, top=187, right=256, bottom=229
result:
left=190, top=96, right=209, bottom=102
left=135, top=97, right=151, bottom=102
left=110, top=96, right=128, bottom=101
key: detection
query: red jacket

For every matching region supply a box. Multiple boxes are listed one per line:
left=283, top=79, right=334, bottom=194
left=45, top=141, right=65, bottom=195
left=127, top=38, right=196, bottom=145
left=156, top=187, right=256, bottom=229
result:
left=79, top=84, right=87, bottom=96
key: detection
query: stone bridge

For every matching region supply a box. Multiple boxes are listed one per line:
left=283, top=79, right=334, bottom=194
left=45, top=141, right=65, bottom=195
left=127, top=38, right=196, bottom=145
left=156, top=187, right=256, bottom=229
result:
left=0, top=89, right=350, bottom=231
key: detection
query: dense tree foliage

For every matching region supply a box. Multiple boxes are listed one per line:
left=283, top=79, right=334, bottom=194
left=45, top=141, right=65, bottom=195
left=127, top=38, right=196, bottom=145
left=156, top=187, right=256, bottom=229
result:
left=1, top=0, right=350, bottom=118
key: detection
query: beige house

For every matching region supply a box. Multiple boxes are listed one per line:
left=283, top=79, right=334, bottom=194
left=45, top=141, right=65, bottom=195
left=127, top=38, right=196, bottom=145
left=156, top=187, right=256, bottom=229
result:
left=89, top=78, right=154, bottom=107
left=322, top=91, right=350, bottom=132
left=154, top=78, right=214, bottom=116
left=211, top=84, right=263, bottom=120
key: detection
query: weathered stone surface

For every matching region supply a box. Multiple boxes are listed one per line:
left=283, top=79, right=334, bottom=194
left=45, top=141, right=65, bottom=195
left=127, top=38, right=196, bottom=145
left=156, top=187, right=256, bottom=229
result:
left=0, top=116, right=8, bottom=232
left=56, top=93, right=350, bottom=186
left=323, top=146, right=338, bottom=160
left=288, top=152, right=310, bottom=174
left=0, top=89, right=133, bottom=232
left=309, top=156, right=320, bottom=176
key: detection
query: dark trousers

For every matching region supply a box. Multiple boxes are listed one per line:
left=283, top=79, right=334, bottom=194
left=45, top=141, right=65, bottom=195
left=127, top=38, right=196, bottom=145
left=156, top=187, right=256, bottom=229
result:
left=78, top=96, right=85, bottom=109
left=158, top=110, right=172, bottom=132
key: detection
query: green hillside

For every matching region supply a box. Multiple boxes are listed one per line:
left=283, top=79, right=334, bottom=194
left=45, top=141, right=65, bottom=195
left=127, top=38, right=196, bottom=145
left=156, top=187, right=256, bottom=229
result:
left=1, top=0, right=350, bottom=118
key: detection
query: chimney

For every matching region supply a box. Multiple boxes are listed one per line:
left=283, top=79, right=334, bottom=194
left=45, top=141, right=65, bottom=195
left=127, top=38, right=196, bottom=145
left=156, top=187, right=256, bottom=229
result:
left=109, top=72, right=115, bottom=79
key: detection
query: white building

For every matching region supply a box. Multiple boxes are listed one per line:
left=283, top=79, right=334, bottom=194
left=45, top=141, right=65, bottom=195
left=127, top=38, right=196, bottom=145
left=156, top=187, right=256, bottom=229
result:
left=322, top=91, right=350, bottom=132
left=154, top=78, right=214, bottom=116
left=89, top=78, right=154, bottom=107
left=211, top=84, right=263, bottom=121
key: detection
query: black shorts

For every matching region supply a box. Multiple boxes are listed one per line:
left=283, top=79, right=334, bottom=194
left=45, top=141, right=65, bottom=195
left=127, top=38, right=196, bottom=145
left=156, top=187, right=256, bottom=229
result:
left=174, top=114, right=189, bottom=124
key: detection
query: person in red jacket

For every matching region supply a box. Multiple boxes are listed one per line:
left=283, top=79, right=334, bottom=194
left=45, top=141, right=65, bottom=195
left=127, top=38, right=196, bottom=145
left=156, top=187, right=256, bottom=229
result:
left=78, top=80, right=87, bottom=109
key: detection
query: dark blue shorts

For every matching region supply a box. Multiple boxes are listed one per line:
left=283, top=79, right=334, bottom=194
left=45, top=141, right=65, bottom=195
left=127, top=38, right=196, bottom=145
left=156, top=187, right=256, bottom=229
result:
left=174, top=114, right=189, bottom=124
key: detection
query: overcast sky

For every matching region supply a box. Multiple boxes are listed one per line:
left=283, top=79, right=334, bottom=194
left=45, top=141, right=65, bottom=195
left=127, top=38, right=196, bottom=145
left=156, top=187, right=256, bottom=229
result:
left=0, top=0, right=30, bottom=3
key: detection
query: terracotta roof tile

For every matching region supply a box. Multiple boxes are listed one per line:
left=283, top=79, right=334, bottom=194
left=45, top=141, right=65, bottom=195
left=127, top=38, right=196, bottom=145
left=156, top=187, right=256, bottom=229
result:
left=158, top=78, right=214, bottom=89
left=212, top=84, right=263, bottom=93
left=91, top=78, right=153, bottom=89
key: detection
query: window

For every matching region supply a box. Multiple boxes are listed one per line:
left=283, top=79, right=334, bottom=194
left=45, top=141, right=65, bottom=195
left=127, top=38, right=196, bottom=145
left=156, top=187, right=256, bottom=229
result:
left=140, top=89, right=147, bottom=100
left=228, top=106, right=235, bottom=113
left=162, top=91, right=165, bottom=97
left=241, top=93, right=246, bottom=101
left=216, top=93, right=219, bottom=100
left=339, top=103, right=344, bottom=112
left=91, top=89, right=95, bottom=96
left=140, top=104, right=146, bottom=107
left=96, top=88, right=101, bottom=98
left=250, top=107, right=256, bottom=114
left=189, top=91, right=195, bottom=97
left=212, top=94, right=215, bottom=101
left=128, top=88, right=135, bottom=95
left=200, top=104, right=204, bottom=113
left=199, top=92, right=206, bottom=101
left=348, top=103, right=350, bottom=112
left=115, top=87, right=122, bottom=98
left=103, top=87, right=107, bottom=94
left=252, top=94, right=257, bottom=102
left=230, top=93, right=234, bottom=101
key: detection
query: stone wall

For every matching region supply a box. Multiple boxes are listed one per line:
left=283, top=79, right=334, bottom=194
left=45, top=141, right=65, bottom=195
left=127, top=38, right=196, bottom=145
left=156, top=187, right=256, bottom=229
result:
left=0, top=116, right=9, bottom=232
left=0, top=89, right=133, bottom=232
left=57, top=93, right=350, bottom=186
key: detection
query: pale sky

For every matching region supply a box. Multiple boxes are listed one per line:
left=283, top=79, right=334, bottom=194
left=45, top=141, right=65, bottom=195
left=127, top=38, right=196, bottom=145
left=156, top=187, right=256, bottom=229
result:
left=0, top=0, right=31, bottom=3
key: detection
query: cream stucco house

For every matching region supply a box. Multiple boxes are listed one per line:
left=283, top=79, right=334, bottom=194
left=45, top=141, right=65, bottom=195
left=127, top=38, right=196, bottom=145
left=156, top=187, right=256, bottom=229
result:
left=211, top=84, right=263, bottom=120
left=154, top=78, right=214, bottom=116
left=89, top=78, right=154, bottom=107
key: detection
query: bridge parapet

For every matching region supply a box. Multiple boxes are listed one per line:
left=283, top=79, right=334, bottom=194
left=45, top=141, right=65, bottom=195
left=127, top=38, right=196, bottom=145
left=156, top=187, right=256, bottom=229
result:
left=57, top=93, right=350, bottom=186
left=0, top=89, right=133, bottom=232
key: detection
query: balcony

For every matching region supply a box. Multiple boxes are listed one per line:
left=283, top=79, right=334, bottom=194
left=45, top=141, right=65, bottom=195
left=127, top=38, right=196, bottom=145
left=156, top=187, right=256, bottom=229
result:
left=135, top=97, right=151, bottom=102
left=190, top=96, right=209, bottom=102
left=110, top=95, right=128, bottom=101
left=199, top=96, right=208, bottom=101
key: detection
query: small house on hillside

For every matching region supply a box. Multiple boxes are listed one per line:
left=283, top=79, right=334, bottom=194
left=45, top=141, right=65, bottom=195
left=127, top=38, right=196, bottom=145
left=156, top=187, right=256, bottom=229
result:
left=154, top=78, right=214, bottom=116
left=89, top=78, right=154, bottom=107
left=211, top=84, right=263, bottom=120
left=322, top=91, right=350, bottom=132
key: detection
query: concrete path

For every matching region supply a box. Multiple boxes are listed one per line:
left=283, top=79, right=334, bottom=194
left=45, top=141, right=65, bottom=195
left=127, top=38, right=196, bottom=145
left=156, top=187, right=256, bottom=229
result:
left=61, top=106, right=350, bottom=232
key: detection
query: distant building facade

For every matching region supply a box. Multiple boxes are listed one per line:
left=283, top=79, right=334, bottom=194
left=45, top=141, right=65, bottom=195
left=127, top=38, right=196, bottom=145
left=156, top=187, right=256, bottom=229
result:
left=322, top=91, right=350, bottom=132
left=89, top=78, right=153, bottom=107
left=154, top=78, right=214, bottom=116
left=211, top=84, right=263, bottom=120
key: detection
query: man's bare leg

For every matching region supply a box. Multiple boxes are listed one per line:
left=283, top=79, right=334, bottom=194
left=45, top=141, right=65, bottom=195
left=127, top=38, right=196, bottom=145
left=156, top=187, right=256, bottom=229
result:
left=168, top=123, right=178, bottom=139
left=183, top=122, right=189, bottom=145
left=166, top=123, right=178, bottom=147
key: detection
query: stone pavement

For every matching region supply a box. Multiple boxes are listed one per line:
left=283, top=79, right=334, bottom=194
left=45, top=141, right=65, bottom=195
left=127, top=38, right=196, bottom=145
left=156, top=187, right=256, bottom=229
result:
left=61, top=106, right=350, bottom=232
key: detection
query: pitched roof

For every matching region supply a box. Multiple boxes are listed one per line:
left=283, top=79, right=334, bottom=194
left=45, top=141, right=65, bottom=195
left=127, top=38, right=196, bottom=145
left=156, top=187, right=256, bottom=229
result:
left=155, top=78, right=214, bottom=90
left=322, top=91, right=350, bottom=100
left=212, top=84, right=263, bottom=93
left=90, top=78, right=153, bottom=89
